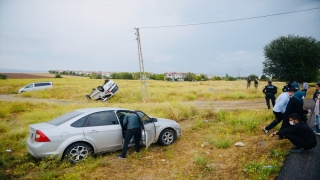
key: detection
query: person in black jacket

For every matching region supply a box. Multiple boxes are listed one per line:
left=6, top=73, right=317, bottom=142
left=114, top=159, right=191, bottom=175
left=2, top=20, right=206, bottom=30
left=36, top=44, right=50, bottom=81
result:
left=280, top=91, right=310, bottom=132
left=282, top=81, right=293, bottom=92
left=270, top=113, right=317, bottom=153
left=262, top=81, right=277, bottom=109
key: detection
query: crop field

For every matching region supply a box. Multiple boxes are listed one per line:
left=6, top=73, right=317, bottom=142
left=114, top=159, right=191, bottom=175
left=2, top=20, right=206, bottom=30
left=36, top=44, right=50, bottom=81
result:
left=0, top=74, right=314, bottom=179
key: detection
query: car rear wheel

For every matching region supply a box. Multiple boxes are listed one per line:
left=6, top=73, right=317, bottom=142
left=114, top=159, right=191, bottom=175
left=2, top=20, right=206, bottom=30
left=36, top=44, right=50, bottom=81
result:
left=158, top=129, right=176, bottom=146
left=64, top=143, right=92, bottom=163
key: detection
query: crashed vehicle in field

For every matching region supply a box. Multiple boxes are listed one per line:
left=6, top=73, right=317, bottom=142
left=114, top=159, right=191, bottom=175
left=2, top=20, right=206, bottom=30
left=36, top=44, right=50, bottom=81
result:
left=86, top=80, right=119, bottom=102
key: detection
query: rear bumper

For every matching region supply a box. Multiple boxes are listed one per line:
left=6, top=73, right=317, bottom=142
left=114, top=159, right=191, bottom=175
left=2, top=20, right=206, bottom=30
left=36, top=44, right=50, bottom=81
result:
left=26, top=138, right=61, bottom=159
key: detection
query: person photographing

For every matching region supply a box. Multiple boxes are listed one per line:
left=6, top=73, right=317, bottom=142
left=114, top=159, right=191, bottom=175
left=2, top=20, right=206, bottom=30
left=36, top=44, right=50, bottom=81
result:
left=270, top=113, right=317, bottom=153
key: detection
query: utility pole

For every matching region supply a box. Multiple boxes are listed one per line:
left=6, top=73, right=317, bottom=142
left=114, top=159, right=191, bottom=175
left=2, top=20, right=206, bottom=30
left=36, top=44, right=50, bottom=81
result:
left=236, top=68, right=241, bottom=79
left=135, top=28, right=148, bottom=102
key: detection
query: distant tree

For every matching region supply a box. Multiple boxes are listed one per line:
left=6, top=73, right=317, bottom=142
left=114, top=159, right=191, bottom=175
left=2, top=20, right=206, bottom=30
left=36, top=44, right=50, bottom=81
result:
left=226, top=76, right=236, bottom=81
left=212, top=76, right=220, bottom=80
left=184, top=72, right=196, bottom=81
left=0, top=74, right=8, bottom=80
left=260, top=75, right=267, bottom=80
left=263, top=35, right=320, bottom=82
left=248, top=74, right=258, bottom=80
left=165, top=77, right=173, bottom=81
left=200, top=74, right=208, bottom=81
left=195, top=76, right=201, bottom=81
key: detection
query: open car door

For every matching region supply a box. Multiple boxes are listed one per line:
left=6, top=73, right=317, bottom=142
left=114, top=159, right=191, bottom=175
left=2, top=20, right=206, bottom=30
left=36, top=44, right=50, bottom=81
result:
left=136, top=111, right=156, bottom=148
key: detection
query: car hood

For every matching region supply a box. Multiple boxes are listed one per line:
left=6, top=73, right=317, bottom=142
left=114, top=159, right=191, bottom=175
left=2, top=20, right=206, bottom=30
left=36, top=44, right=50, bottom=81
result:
left=154, top=118, right=179, bottom=126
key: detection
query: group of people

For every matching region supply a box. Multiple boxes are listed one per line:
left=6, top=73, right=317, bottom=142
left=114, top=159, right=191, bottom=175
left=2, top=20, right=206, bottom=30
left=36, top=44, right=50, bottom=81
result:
left=246, top=76, right=259, bottom=89
left=262, top=81, right=318, bottom=154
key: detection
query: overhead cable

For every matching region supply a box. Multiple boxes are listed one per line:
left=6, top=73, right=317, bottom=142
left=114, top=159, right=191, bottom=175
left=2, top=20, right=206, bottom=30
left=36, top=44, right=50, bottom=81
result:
left=139, top=6, right=320, bottom=29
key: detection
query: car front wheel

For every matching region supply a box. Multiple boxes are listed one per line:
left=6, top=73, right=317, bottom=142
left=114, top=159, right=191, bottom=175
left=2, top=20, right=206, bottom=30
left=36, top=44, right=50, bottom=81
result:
left=158, top=129, right=176, bottom=146
left=64, top=143, right=92, bottom=163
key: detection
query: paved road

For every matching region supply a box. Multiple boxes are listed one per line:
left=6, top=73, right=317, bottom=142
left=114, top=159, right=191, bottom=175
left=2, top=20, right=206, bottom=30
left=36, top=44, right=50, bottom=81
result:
left=275, top=99, right=320, bottom=180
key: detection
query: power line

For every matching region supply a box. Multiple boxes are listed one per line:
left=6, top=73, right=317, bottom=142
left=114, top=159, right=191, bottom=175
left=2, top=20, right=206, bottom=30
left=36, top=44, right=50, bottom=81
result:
left=140, top=6, right=320, bottom=29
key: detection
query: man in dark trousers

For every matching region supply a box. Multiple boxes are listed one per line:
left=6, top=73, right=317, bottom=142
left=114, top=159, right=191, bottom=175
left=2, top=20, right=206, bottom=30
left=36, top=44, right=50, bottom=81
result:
left=246, top=76, right=251, bottom=89
left=270, top=113, right=317, bottom=153
left=263, top=88, right=295, bottom=134
left=117, top=113, right=141, bottom=159
left=254, top=78, right=259, bottom=89
left=263, top=81, right=278, bottom=109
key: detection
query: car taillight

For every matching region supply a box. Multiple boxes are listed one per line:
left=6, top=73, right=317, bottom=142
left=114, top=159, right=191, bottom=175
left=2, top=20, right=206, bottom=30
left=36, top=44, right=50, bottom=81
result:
left=35, top=130, right=51, bottom=142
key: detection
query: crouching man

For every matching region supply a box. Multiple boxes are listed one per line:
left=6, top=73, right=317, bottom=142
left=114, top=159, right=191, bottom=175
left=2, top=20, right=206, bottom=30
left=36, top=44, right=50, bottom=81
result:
left=270, top=113, right=317, bottom=153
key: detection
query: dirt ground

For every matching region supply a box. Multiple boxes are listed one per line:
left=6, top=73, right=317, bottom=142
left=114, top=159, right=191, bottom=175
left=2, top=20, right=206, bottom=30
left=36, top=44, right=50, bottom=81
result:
left=0, top=73, right=52, bottom=79
left=0, top=94, right=267, bottom=111
left=1, top=73, right=88, bottom=79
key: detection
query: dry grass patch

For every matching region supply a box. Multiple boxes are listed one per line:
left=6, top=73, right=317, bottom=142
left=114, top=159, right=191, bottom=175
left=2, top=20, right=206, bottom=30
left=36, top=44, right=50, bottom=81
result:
left=1, top=77, right=304, bottom=103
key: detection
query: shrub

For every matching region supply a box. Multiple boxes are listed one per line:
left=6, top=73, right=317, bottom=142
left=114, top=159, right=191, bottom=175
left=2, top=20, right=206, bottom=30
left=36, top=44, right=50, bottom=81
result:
left=0, top=74, right=8, bottom=80
left=55, top=74, right=62, bottom=78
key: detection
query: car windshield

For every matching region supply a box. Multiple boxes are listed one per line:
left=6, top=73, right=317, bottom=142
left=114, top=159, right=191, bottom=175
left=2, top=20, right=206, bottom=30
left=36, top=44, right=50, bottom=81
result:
left=47, top=111, right=84, bottom=126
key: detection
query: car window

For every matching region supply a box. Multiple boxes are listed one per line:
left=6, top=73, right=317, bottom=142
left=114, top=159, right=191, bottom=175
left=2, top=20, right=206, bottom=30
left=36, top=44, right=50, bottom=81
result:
left=71, top=115, right=89, bottom=127
left=136, top=111, right=150, bottom=124
left=87, top=111, right=118, bottom=127
left=48, top=111, right=84, bottom=126
left=25, top=84, right=33, bottom=88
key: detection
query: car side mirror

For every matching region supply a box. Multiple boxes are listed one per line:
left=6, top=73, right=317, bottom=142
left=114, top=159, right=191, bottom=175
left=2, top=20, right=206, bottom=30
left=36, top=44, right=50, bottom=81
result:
left=150, top=118, right=157, bottom=122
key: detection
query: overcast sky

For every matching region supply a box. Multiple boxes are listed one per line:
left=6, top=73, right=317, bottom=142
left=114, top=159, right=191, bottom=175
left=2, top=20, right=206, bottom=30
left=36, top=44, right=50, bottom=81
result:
left=0, top=0, right=319, bottom=77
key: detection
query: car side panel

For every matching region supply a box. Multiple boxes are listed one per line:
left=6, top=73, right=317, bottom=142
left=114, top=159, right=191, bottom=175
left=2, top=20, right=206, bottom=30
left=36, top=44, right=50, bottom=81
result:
left=83, top=124, right=122, bottom=152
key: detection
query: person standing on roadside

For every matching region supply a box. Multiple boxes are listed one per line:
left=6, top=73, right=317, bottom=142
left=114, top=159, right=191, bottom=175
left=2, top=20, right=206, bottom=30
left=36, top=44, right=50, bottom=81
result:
left=263, top=81, right=278, bottom=109
left=246, top=76, right=251, bottom=89
left=270, top=113, right=317, bottom=154
left=312, top=83, right=320, bottom=101
left=117, top=113, right=141, bottom=159
left=263, top=88, right=295, bottom=134
left=302, top=81, right=309, bottom=93
left=254, top=78, right=259, bottom=89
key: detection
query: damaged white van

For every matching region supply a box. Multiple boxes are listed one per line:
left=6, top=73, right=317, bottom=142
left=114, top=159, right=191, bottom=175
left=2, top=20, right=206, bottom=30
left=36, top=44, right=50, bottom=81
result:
left=18, top=82, right=53, bottom=94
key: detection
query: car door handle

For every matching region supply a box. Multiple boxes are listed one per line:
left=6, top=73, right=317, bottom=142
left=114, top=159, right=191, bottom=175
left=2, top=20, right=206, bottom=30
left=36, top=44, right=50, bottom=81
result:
left=91, top=130, right=98, bottom=133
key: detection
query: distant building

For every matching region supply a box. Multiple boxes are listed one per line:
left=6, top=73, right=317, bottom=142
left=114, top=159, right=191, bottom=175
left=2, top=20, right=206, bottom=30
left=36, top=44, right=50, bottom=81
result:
left=164, top=72, right=187, bottom=81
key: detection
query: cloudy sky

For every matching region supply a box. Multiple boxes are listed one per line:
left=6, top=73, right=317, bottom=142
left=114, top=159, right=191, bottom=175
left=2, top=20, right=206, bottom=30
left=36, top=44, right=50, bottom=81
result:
left=0, top=0, right=319, bottom=77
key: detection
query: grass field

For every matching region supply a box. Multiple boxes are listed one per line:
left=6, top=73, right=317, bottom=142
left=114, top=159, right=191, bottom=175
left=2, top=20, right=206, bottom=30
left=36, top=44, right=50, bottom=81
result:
left=0, top=75, right=312, bottom=179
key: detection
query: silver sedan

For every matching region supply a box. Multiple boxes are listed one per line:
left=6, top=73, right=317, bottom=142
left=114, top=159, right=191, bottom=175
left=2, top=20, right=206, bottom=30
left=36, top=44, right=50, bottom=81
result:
left=27, top=107, right=181, bottom=163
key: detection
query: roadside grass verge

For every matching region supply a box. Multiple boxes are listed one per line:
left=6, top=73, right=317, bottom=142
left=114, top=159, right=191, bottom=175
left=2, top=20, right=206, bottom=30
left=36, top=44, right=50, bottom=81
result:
left=0, top=100, right=291, bottom=179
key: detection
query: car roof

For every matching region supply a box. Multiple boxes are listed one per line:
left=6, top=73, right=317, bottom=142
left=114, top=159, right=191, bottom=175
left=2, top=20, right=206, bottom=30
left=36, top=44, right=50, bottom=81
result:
left=75, top=107, right=131, bottom=113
